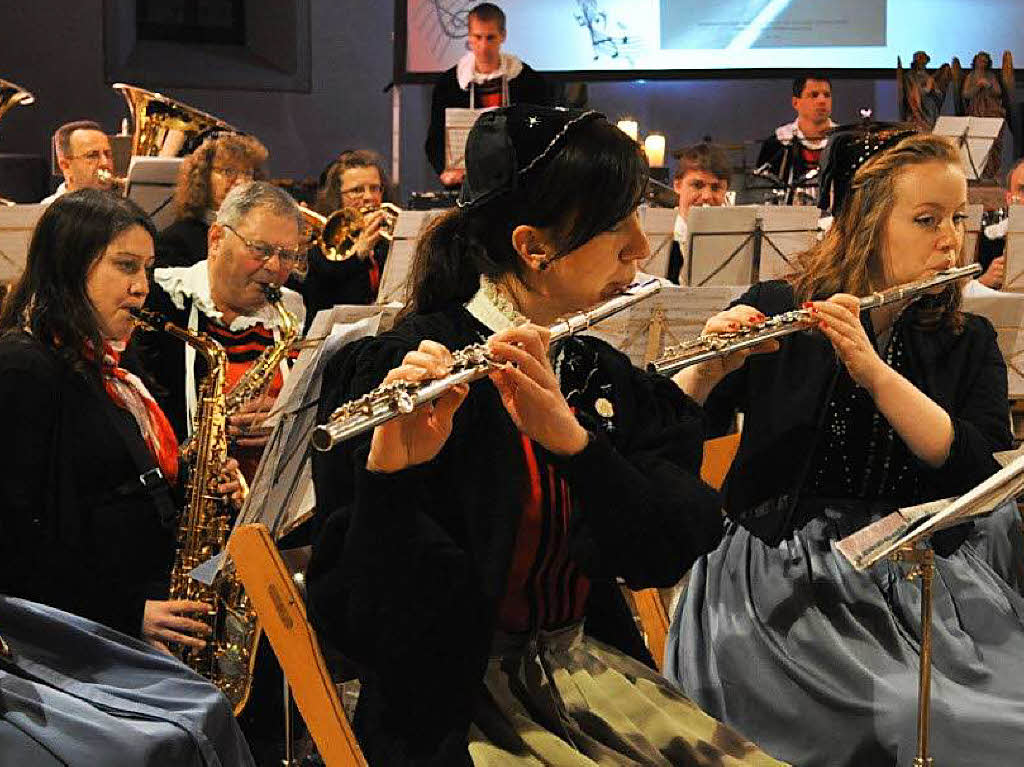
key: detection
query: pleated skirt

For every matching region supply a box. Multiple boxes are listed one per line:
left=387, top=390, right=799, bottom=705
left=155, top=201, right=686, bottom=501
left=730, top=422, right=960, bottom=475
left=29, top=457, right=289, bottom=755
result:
left=666, top=500, right=1024, bottom=767
left=467, top=622, right=786, bottom=766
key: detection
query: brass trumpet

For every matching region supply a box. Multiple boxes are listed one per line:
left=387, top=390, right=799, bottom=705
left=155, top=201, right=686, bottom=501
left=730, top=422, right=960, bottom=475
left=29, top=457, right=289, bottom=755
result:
left=298, top=203, right=400, bottom=261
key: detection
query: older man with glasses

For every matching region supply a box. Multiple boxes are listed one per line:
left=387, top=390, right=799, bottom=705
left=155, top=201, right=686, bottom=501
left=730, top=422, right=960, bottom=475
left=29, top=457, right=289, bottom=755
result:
left=129, top=181, right=306, bottom=482
left=41, top=120, right=117, bottom=204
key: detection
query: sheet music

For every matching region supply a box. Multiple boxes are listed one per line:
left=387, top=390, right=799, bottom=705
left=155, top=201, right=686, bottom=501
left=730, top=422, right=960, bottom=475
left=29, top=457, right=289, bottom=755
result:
left=1002, top=205, right=1024, bottom=293
left=585, top=284, right=745, bottom=368
left=963, top=287, right=1024, bottom=398
left=0, top=204, right=46, bottom=282
left=445, top=107, right=492, bottom=171
left=639, top=205, right=677, bottom=280
left=755, top=206, right=820, bottom=281
left=934, top=116, right=1004, bottom=181
left=376, top=239, right=416, bottom=305
left=686, top=206, right=758, bottom=287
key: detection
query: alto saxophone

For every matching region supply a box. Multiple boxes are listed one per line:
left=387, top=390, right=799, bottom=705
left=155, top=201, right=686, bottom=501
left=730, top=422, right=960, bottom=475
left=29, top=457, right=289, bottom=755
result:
left=130, top=308, right=260, bottom=715
left=224, top=284, right=299, bottom=415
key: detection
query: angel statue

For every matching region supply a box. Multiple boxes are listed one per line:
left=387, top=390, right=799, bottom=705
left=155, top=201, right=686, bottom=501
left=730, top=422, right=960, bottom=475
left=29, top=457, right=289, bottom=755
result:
left=896, top=51, right=951, bottom=132
left=953, top=51, right=1017, bottom=179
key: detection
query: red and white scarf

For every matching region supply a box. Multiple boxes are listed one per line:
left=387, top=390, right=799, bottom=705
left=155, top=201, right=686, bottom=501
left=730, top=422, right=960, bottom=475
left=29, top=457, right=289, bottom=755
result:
left=101, top=342, right=180, bottom=485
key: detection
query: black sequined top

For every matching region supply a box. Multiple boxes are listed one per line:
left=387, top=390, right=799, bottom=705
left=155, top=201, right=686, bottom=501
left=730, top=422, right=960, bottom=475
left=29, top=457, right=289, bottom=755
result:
left=805, top=320, right=923, bottom=505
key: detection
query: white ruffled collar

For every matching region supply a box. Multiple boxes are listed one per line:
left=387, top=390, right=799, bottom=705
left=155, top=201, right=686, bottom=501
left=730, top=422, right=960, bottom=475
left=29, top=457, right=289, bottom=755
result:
left=456, top=51, right=524, bottom=90
left=774, top=118, right=836, bottom=150
left=153, top=260, right=305, bottom=332
left=464, top=275, right=527, bottom=333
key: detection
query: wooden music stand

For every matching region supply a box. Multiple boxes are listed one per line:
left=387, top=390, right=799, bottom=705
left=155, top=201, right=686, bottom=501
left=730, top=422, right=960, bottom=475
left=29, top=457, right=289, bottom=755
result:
left=628, top=433, right=740, bottom=670
left=228, top=524, right=367, bottom=766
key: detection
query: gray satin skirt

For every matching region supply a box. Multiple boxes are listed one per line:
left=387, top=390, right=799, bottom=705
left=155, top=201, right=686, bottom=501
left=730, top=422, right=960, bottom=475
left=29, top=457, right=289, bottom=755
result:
left=468, top=622, right=785, bottom=766
left=0, top=596, right=254, bottom=766
left=666, top=500, right=1024, bottom=767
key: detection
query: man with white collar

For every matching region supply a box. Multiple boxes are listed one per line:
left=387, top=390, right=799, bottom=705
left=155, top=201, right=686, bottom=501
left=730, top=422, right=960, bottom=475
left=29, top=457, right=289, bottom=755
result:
left=667, top=142, right=731, bottom=284
left=40, top=121, right=116, bottom=204
left=425, top=2, right=550, bottom=187
left=128, top=181, right=306, bottom=481
left=756, top=75, right=836, bottom=204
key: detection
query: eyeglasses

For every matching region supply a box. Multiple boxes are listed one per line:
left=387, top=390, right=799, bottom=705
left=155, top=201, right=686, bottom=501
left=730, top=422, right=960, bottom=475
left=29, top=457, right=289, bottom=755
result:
left=213, top=166, right=256, bottom=182
left=223, top=224, right=307, bottom=268
left=341, top=183, right=383, bottom=197
left=68, top=149, right=114, bottom=162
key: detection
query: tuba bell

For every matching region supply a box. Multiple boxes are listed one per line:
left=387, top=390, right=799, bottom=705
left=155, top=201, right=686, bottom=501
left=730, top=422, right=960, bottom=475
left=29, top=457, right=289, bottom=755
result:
left=0, top=77, right=34, bottom=126
left=298, top=203, right=400, bottom=261
left=113, top=83, right=237, bottom=158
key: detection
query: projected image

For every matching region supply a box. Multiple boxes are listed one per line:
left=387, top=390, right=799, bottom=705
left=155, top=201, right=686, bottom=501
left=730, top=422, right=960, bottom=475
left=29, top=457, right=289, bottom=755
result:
left=660, top=0, right=886, bottom=50
left=402, top=0, right=1024, bottom=75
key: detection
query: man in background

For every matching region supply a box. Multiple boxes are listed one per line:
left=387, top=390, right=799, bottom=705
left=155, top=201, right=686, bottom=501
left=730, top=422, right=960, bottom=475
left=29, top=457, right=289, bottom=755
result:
left=668, top=143, right=731, bottom=284
left=40, top=121, right=116, bottom=204
left=425, top=3, right=550, bottom=187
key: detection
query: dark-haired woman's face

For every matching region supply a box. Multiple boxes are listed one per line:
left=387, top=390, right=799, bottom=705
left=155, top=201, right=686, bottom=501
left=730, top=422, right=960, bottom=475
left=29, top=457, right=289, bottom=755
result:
left=537, top=208, right=649, bottom=312
left=85, top=225, right=154, bottom=342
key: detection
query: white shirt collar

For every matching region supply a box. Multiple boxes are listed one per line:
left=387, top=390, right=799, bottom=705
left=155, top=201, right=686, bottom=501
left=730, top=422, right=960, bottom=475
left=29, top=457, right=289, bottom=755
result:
left=154, top=260, right=306, bottom=332
left=774, top=118, right=837, bottom=151
left=464, top=275, right=527, bottom=333
left=456, top=51, right=524, bottom=91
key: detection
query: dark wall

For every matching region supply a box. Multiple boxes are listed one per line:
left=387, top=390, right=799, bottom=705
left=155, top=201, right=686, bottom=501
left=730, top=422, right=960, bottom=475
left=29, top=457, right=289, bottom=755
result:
left=1, top=1, right=904, bottom=203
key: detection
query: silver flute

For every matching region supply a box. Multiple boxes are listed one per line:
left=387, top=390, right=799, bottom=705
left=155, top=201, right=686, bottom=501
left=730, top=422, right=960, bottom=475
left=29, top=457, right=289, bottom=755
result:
left=649, top=264, right=981, bottom=377
left=311, top=278, right=662, bottom=451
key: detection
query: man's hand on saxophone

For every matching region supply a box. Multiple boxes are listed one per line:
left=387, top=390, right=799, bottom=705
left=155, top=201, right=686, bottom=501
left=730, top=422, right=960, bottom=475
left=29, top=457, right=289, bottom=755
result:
left=228, top=393, right=275, bottom=449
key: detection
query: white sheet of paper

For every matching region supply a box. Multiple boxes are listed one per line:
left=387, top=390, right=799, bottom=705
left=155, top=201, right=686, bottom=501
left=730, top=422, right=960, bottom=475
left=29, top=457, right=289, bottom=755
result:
left=585, top=284, right=746, bottom=368
left=0, top=204, right=46, bottom=282
left=445, top=107, right=493, bottom=170
left=963, top=289, right=1024, bottom=398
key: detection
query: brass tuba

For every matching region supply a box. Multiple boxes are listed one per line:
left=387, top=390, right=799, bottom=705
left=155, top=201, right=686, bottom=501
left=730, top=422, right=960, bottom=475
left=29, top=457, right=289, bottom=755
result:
left=0, top=77, right=34, bottom=125
left=298, top=202, right=400, bottom=261
left=113, top=82, right=237, bottom=157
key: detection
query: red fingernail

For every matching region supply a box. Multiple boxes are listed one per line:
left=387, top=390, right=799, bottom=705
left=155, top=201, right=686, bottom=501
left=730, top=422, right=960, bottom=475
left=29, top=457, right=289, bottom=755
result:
left=802, top=301, right=813, bottom=309
left=820, top=321, right=828, bottom=329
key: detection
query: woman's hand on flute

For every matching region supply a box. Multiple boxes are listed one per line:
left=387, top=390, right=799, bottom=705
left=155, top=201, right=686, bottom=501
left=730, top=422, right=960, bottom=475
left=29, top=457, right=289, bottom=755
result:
left=810, top=294, right=889, bottom=393
left=366, top=340, right=469, bottom=474
left=487, top=324, right=589, bottom=457
left=673, top=304, right=780, bottom=404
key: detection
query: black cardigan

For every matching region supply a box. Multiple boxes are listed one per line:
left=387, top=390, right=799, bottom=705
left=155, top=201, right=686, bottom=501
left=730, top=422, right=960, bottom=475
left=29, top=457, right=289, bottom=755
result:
left=293, top=242, right=387, bottom=332
left=0, top=332, right=176, bottom=637
left=424, top=64, right=551, bottom=176
left=705, top=281, right=1012, bottom=521
left=156, top=217, right=210, bottom=269
left=306, top=304, right=722, bottom=765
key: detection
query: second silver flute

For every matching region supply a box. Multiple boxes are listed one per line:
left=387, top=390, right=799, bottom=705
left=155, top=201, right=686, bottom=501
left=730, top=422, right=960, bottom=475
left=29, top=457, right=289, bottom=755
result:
left=311, top=278, right=662, bottom=451
left=649, top=264, right=981, bottom=377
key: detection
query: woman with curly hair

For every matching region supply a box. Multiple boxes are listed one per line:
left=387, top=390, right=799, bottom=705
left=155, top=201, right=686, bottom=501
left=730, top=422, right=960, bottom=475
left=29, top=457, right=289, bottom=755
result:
left=156, top=131, right=268, bottom=268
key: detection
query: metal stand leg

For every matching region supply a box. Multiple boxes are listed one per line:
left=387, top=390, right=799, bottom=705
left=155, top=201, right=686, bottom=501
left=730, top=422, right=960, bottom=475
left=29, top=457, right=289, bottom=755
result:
left=897, top=545, right=935, bottom=767
left=282, top=674, right=293, bottom=767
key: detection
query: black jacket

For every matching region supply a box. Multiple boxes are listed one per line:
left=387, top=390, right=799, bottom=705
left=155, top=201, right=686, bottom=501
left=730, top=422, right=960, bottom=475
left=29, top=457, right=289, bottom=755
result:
left=425, top=64, right=551, bottom=176
left=0, top=332, right=175, bottom=637
left=293, top=242, right=387, bottom=332
left=705, top=280, right=1012, bottom=522
left=306, top=304, right=722, bottom=765
left=156, top=217, right=209, bottom=269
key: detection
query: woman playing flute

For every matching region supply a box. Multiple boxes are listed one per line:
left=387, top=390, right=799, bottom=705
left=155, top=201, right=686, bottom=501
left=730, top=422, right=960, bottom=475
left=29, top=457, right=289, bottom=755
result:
left=667, top=131, right=1024, bottom=766
left=307, top=105, right=781, bottom=766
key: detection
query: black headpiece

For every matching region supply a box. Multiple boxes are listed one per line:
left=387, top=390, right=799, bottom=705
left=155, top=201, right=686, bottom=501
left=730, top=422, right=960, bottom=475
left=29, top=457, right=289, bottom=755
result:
left=457, top=104, right=604, bottom=210
left=817, top=117, right=917, bottom=216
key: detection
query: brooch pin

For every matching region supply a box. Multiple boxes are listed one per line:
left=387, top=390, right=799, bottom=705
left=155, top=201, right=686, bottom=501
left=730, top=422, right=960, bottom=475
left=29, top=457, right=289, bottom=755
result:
left=594, top=397, right=615, bottom=419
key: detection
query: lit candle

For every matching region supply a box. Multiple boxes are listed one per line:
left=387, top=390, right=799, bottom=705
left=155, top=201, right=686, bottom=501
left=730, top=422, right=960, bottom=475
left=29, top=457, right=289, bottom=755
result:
left=644, top=133, right=666, bottom=167
left=616, top=119, right=639, bottom=142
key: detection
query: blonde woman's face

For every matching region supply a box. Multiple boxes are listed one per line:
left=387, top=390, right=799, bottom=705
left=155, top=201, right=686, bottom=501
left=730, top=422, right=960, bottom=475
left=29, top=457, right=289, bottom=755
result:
left=880, top=161, right=966, bottom=289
